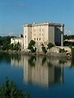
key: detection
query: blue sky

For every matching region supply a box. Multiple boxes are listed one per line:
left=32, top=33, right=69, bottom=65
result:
left=0, top=0, right=74, bottom=36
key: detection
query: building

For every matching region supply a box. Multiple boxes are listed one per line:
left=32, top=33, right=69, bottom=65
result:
left=11, top=22, right=64, bottom=50
left=11, top=34, right=24, bottom=49
left=23, top=22, right=64, bottom=49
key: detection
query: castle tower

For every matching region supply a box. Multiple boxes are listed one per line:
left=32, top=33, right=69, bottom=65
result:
left=23, top=24, right=32, bottom=49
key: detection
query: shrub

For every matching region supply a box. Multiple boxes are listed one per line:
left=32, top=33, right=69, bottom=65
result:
left=28, top=40, right=36, bottom=53
left=59, top=48, right=66, bottom=53
left=41, top=44, right=47, bottom=54
left=0, top=78, right=31, bottom=98
left=47, top=43, right=54, bottom=49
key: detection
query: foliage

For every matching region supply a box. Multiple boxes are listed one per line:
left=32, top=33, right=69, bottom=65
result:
left=6, top=42, right=21, bottom=51
left=41, top=44, right=47, bottom=54
left=47, top=61, right=53, bottom=67
left=0, top=36, right=15, bottom=46
left=0, top=78, right=31, bottom=98
left=64, top=35, right=74, bottom=46
left=28, top=40, right=35, bottom=46
left=42, top=57, right=46, bottom=65
left=12, top=42, right=21, bottom=51
left=59, top=48, right=66, bottom=53
left=59, top=60, right=67, bottom=64
left=64, top=41, right=74, bottom=46
left=47, top=43, right=54, bottom=49
left=28, top=40, right=36, bottom=53
left=28, top=56, right=36, bottom=66
left=0, top=36, right=21, bottom=50
left=64, top=35, right=74, bottom=40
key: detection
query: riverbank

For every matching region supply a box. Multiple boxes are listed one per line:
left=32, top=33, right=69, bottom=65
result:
left=0, top=49, right=72, bottom=59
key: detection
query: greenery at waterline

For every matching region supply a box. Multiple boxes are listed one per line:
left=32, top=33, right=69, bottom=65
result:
left=47, top=43, right=54, bottom=49
left=41, top=44, right=47, bottom=54
left=0, top=36, right=21, bottom=51
left=28, top=40, right=36, bottom=53
left=0, top=78, right=31, bottom=98
left=28, top=56, right=36, bottom=66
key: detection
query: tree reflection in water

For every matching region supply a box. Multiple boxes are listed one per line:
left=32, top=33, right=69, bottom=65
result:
left=28, top=56, right=36, bottom=66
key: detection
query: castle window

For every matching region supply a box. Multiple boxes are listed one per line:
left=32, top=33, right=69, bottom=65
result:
left=34, top=38, right=36, bottom=40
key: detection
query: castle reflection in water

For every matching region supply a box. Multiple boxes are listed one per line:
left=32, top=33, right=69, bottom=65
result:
left=11, top=55, right=71, bottom=87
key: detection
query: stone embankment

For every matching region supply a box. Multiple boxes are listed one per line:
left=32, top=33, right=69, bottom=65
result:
left=0, top=49, right=72, bottom=59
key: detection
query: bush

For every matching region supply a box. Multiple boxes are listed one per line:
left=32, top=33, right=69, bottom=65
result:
left=59, top=48, right=66, bottom=53
left=0, top=78, right=31, bottom=98
left=10, top=42, right=21, bottom=51
left=41, top=44, right=47, bottom=54
left=28, top=40, right=36, bottom=53
left=28, top=40, right=35, bottom=46
left=47, top=43, right=54, bottom=49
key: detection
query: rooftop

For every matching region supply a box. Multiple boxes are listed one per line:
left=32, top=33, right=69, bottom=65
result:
left=24, top=22, right=64, bottom=27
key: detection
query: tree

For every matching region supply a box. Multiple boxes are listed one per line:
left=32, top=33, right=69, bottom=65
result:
left=28, top=40, right=35, bottom=46
left=28, top=56, right=36, bottom=66
left=28, top=40, right=36, bottom=53
left=42, top=57, right=46, bottom=65
left=13, top=42, right=21, bottom=51
left=0, top=78, right=31, bottom=98
left=41, top=44, right=47, bottom=54
left=47, top=43, right=54, bottom=50
left=10, top=42, right=21, bottom=51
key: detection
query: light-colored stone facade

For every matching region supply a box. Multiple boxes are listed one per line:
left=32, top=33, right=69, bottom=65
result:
left=24, top=22, right=64, bottom=49
left=11, top=37, right=24, bottom=49
left=11, top=22, right=64, bottom=50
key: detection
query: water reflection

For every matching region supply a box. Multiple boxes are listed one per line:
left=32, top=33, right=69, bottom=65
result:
left=1, top=53, right=72, bottom=88
left=23, top=56, right=64, bottom=87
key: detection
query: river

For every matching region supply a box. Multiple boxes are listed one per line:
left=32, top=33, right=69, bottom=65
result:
left=0, top=53, right=74, bottom=98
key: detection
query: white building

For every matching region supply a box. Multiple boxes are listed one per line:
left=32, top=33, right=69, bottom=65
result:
left=23, top=22, right=64, bottom=49
left=11, top=35, right=24, bottom=49
left=11, top=22, right=64, bottom=50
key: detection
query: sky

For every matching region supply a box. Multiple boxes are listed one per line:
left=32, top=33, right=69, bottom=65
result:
left=0, top=0, right=74, bottom=36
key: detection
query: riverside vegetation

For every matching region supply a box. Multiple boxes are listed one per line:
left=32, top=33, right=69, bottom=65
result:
left=0, top=36, right=72, bottom=58
left=0, top=78, right=31, bottom=98
left=0, top=35, right=74, bottom=51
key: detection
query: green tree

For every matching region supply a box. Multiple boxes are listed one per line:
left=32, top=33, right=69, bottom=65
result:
left=28, top=56, right=36, bottom=66
left=41, top=44, right=47, bottom=54
left=0, top=78, right=31, bottom=98
left=47, top=43, right=54, bottom=50
left=0, top=36, right=16, bottom=50
left=42, top=57, right=46, bottom=65
left=13, top=42, right=21, bottom=51
left=10, top=42, right=21, bottom=51
left=28, top=40, right=36, bottom=53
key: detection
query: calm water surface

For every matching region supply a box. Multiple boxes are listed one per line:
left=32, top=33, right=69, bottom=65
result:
left=0, top=53, right=74, bottom=98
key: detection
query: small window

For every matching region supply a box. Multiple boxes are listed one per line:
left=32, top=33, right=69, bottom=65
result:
left=37, top=38, right=38, bottom=40
left=25, top=35, right=26, bottom=38
left=34, top=38, right=36, bottom=40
